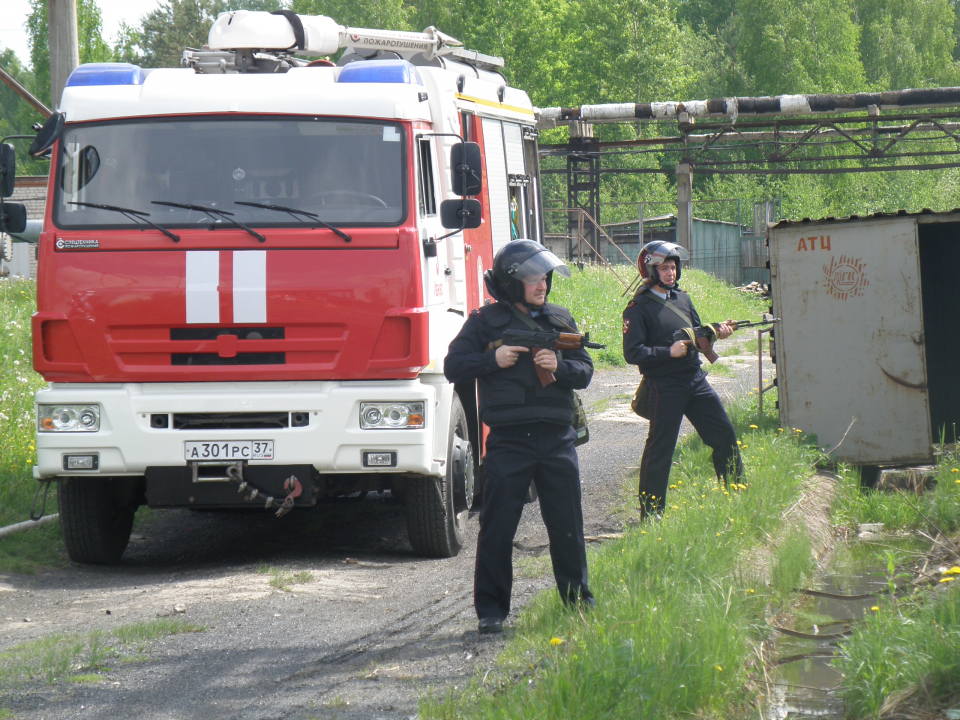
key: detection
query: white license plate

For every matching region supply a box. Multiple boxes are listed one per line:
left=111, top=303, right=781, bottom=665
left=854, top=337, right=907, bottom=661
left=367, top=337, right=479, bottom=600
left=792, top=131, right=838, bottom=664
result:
left=184, top=441, right=274, bottom=461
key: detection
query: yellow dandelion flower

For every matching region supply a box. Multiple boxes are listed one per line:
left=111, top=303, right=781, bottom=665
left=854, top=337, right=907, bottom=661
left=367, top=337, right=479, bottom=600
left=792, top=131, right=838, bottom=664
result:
left=550, top=637, right=563, bottom=646
left=736, top=441, right=742, bottom=446
left=716, top=532, right=721, bottom=537
left=657, top=538, right=662, bottom=542
left=669, top=484, right=677, bottom=490
left=714, top=665, right=723, bottom=672
left=950, top=468, right=959, bottom=473
left=641, top=531, right=647, bottom=535
left=749, top=425, right=758, bottom=429
left=742, top=445, right=749, bottom=449
left=871, top=606, right=879, bottom=611
left=939, top=577, right=955, bottom=583
left=724, top=491, right=730, bottom=496
left=943, top=567, right=960, bottom=575
left=672, top=505, right=679, bottom=510
left=746, top=589, right=755, bottom=594
left=956, top=480, right=960, bottom=485
left=677, top=481, right=683, bottom=485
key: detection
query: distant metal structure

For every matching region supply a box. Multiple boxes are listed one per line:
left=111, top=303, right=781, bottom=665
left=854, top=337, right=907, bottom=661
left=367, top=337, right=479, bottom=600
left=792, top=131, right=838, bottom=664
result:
left=538, top=87, right=960, bottom=250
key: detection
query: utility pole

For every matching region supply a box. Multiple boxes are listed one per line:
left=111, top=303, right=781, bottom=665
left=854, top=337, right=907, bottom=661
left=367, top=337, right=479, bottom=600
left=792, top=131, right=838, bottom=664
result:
left=48, top=0, right=80, bottom=110
left=675, top=162, right=692, bottom=251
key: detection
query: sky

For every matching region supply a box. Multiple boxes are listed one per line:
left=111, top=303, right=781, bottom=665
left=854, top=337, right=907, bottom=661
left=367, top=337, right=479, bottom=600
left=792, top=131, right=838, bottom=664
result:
left=1, top=0, right=163, bottom=67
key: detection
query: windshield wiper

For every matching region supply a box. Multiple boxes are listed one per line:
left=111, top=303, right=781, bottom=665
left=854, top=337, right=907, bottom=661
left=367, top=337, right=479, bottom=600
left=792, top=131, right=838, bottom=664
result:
left=150, top=201, right=265, bottom=243
left=234, top=202, right=352, bottom=243
left=68, top=202, right=180, bottom=243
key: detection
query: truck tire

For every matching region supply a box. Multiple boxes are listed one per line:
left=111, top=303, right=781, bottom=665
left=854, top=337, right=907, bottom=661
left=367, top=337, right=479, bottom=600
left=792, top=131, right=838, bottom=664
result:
left=406, top=396, right=472, bottom=558
left=58, top=477, right=138, bottom=565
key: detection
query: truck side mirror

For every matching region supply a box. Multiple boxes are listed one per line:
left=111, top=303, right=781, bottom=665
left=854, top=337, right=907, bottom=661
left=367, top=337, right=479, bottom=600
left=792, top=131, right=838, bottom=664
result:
left=440, top=198, right=482, bottom=230
left=0, top=202, right=27, bottom=235
left=451, top=142, right=482, bottom=196
left=29, top=112, right=65, bottom=158
left=0, top=144, right=15, bottom=198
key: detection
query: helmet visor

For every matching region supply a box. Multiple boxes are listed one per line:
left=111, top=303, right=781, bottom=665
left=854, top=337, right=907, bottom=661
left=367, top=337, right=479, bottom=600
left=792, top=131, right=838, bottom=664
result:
left=511, top=248, right=571, bottom=283
left=644, top=241, right=690, bottom=265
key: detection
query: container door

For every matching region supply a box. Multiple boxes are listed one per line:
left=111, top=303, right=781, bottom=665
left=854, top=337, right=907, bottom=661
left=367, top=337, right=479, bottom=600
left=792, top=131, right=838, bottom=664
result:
left=771, top=217, right=931, bottom=464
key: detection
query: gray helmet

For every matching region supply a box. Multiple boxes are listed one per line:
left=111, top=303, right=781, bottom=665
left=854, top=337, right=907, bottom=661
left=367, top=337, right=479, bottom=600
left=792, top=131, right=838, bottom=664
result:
left=638, top=240, right=689, bottom=287
left=485, top=240, right=570, bottom=304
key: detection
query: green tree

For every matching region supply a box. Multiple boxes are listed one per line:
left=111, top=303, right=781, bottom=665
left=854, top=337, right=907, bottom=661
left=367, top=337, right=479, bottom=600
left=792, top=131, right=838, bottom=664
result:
left=855, top=0, right=960, bottom=89
left=290, top=0, right=411, bottom=32
left=413, top=0, right=577, bottom=108
left=737, top=0, right=866, bottom=95
left=137, top=0, right=284, bottom=68
left=0, top=48, right=48, bottom=175
left=26, top=0, right=115, bottom=107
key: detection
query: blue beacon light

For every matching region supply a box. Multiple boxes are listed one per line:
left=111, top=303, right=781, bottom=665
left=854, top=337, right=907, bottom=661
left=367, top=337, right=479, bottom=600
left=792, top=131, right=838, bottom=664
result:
left=65, top=63, right=146, bottom=87
left=337, top=60, right=424, bottom=86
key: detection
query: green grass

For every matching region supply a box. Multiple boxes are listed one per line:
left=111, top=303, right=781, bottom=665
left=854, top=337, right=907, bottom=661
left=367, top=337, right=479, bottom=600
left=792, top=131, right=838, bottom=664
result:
left=0, top=280, right=59, bottom=573
left=835, top=585, right=960, bottom=719
left=832, top=455, right=960, bottom=533
left=0, top=618, right=203, bottom=687
left=257, top=565, right=314, bottom=591
left=771, top=527, right=814, bottom=599
left=828, top=452, right=960, bottom=717
left=420, top=397, right=821, bottom=719
left=550, top=266, right=769, bottom=367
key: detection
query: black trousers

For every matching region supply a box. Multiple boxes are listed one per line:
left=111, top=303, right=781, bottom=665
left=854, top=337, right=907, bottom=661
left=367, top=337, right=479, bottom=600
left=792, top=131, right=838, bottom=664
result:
left=475, top=423, right=592, bottom=620
left=639, top=369, right=742, bottom=516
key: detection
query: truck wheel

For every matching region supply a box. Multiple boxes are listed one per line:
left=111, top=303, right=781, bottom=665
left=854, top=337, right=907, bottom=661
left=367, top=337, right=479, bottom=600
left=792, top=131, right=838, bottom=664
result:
left=58, top=477, right=138, bottom=565
left=406, top=396, right=472, bottom=558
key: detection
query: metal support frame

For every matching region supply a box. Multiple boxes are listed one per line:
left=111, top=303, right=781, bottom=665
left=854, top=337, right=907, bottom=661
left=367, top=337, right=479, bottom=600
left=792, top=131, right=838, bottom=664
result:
left=565, top=123, right=601, bottom=259
left=758, top=327, right=776, bottom=420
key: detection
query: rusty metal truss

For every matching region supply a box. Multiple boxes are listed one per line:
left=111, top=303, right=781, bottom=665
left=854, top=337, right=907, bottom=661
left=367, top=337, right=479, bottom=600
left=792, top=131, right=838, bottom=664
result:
left=539, top=110, right=960, bottom=176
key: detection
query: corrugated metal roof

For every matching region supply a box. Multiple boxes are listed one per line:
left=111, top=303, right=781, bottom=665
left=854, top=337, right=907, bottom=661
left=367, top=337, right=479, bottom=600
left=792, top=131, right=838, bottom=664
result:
left=772, top=207, right=960, bottom=229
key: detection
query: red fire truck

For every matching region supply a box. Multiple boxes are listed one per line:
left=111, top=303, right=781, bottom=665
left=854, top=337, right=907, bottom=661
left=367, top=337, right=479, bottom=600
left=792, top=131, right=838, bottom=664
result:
left=15, top=11, right=546, bottom=564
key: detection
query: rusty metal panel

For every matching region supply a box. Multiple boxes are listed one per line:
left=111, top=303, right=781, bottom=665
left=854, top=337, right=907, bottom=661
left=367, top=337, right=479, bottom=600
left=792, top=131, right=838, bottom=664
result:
left=770, top=217, right=931, bottom=464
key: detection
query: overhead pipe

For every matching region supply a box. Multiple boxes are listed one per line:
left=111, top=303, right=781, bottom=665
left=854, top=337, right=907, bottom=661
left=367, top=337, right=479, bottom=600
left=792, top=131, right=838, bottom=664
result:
left=537, top=87, right=960, bottom=127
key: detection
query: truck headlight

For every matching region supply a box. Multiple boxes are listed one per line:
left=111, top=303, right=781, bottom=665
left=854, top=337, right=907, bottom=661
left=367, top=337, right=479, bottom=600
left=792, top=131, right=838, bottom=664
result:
left=38, top=405, right=101, bottom=432
left=360, top=402, right=424, bottom=429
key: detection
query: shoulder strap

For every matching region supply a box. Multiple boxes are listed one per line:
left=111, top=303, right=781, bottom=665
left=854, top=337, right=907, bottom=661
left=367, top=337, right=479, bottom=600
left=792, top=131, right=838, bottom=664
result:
left=510, top=305, right=543, bottom=330
left=645, top=292, right=693, bottom=328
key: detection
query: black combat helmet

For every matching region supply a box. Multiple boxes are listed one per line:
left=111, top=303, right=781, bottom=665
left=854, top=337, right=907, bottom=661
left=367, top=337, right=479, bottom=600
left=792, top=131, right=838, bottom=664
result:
left=484, top=240, right=571, bottom=304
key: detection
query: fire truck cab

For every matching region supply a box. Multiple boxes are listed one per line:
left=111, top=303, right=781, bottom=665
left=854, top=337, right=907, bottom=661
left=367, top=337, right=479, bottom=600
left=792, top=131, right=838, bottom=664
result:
left=25, top=11, right=546, bottom=564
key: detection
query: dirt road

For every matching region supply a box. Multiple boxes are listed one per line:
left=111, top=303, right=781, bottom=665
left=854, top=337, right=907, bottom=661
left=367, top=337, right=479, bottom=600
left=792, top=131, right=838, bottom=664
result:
left=0, top=350, right=765, bottom=719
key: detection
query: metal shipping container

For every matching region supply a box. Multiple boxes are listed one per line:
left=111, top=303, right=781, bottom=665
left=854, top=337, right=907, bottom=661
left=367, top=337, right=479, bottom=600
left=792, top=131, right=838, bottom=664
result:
left=769, top=211, right=960, bottom=470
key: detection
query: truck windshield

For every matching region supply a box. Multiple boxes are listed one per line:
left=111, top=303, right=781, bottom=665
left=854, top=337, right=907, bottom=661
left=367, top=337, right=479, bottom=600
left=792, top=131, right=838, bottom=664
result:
left=53, top=117, right=407, bottom=229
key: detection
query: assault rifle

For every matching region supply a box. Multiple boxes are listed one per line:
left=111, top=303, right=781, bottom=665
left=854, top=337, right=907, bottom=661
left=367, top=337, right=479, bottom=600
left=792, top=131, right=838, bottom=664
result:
left=488, top=329, right=606, bottom=386
left=672, top=317, right=779, bottom=363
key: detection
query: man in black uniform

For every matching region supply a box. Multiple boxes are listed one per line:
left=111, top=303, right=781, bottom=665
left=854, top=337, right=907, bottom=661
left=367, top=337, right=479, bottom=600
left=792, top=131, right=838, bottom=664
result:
left=622, top=240, right=742, bottom=519
left=444, top=240, right=594, bottom=634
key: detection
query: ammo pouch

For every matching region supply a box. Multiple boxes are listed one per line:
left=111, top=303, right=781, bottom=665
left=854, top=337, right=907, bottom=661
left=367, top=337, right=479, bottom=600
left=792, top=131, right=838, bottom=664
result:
left=573, top=392, right=589, bottom=446
left=631, top=376, right=652, bottom=420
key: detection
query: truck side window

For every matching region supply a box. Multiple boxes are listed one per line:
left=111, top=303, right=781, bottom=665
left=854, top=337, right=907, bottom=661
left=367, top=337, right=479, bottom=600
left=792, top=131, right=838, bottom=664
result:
left=417, top=137, right=437, bottom=217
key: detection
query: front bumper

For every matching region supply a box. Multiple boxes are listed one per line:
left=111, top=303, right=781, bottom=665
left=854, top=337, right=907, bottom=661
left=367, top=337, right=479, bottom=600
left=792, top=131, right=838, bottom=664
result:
left=34, top=380, right=441, bottom=480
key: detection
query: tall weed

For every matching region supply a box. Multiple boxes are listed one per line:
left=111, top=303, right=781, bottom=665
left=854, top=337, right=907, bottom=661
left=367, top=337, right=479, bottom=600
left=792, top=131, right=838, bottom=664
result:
left=0, top=280, right=58, bottom=570
left=836, top=585, right=960, bottom=719
left=832, top=456, right=960, bottom=533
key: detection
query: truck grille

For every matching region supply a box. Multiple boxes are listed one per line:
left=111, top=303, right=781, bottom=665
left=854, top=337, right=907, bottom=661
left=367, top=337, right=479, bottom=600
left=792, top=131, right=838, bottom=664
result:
left=171, top=352, right=285, bottom=365
left=172, top=412, right=291, bottom=430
